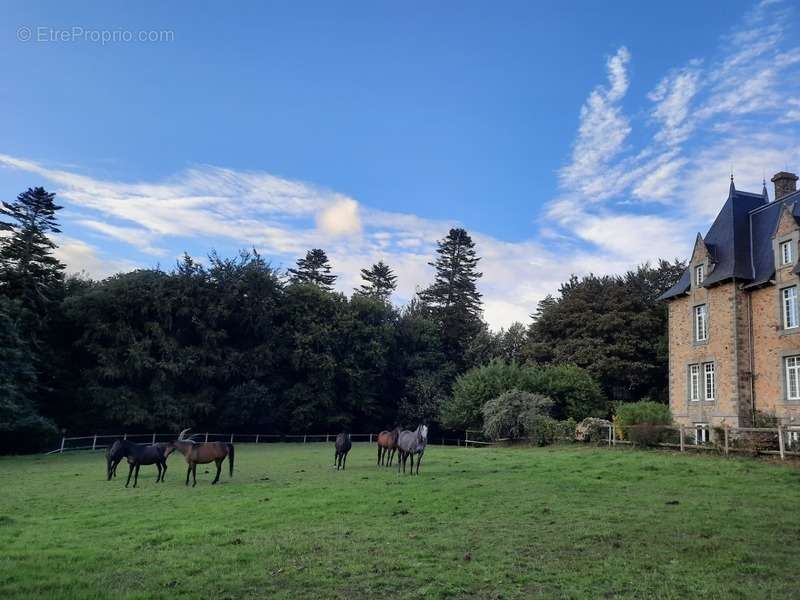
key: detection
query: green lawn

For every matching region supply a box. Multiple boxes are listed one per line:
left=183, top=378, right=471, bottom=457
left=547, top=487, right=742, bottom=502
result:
left=1, top=443, right=799, bottom=599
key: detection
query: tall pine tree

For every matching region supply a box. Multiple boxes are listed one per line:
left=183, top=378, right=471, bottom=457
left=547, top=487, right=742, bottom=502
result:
left=355, top=260, right=397, bottom=301
left=0, top=187, right=65, bottom=315
left=288, top=248, right=337, bottom=290
left=419, top=227, right=483, bottom=367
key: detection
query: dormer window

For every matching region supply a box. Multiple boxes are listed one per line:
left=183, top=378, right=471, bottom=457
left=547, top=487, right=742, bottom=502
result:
left=781, top=241, right=793, bottom=266
left=695, top=265, right=704, bottom=287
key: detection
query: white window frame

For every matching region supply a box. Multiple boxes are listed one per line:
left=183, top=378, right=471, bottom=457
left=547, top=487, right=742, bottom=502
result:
left=689, top=364, right=701, bottom=401
left=695, top=264, right=704, bottom=287
left=694, top=423, right=709, bottom=444
left=694, top=304, right=708, bottom=342
left=781, top=240, right=793, bottom=266
left=704, top=362, right=715, bottom=401
left=782, top=286, right=798, bottom=330
left=786, top=355, right=800, bottom=401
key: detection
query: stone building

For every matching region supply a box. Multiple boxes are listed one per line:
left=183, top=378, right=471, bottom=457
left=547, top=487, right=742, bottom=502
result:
left=659, top=172, right=800, bottom=437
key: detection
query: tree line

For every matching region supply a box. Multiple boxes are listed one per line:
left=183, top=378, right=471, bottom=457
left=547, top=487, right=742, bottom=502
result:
left=0, top=187, right=684, bottom=452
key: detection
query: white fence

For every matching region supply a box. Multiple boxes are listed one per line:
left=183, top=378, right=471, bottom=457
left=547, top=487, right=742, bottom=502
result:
left=48, top=431, right=469, bottom=454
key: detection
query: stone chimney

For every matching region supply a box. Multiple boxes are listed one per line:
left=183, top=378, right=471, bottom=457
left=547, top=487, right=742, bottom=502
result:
left=771, top=171, right=798, bottom=200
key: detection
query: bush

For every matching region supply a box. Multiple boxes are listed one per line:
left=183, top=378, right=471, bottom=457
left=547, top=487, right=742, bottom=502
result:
left=613, top=401, right=672, bottom=447
left=441, top=360, right=605, bottom=431
left=575, top=417, right=612, bottom=442
left=481, top=389, right=553, bottom=441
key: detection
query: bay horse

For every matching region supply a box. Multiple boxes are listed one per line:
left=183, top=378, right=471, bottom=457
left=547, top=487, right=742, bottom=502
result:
left=164, top=429, right=235, bottom=486
left=106, top=439, right=125, bottom=480
left=334, top=432, right=352, bottom=470
left=116, top=440, right=169, bottom=488
left=397, top=424, right=428, bottom=475
left=376, top=426, right=401, bottom=467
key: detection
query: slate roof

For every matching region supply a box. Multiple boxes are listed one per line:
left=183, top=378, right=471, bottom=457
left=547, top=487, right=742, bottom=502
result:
left=658, top=183, right=800, bottom=300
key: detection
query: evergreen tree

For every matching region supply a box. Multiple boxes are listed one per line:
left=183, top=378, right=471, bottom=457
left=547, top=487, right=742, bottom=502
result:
left=288, top=248, right=337, bottom=290
left=355, top=260, right=397, bottom=301
left=0, top=187, right=65, bottom=315
left=419, top=228, right=483, bottom=366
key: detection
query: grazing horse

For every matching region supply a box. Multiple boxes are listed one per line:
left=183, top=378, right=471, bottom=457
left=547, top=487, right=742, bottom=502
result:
left=397, top=424, right=428, bottom=475
left=117, top=440, right=169, bottom=488
left=334, top=432, right=352, bottom=470
left=164, top=429, right=235, bottom=486
left=106, top=439, right=125, bottom=480
left=376, top=426, right=402, bottom=467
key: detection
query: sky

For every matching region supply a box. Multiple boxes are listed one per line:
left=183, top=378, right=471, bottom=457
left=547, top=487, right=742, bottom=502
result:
left=2, top=0, right=800, bottom=329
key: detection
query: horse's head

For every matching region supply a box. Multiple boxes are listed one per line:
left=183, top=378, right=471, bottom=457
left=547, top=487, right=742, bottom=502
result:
left=419, top=424, right=428, bottom=441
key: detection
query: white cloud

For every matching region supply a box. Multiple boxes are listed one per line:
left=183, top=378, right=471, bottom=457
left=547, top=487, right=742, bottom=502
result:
left=316, top=197, right=362, bottom=237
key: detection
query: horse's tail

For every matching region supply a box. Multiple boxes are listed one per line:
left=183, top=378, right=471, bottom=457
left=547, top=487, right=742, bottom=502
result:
left=227, top=443, right=235, bottom=477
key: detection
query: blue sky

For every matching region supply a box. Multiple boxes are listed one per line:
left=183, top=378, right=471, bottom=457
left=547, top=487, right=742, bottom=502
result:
left=2, top=0, right=799, bottom=327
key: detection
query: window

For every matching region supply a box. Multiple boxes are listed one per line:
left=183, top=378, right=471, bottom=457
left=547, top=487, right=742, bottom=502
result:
left=695, top=264, right=704, bottom=286
left=704, top=363, right=715, bottom=401
left=781, top=241, right=793, bottom=266
left=786, top=355, right=800, bottom=400
left=695, top=423, right=710, bottom=444
left=783, top=286, right=798, bottom=329
left=689, top=364, right=701, bottom=401
left=694, top=304, right=708, bottom=342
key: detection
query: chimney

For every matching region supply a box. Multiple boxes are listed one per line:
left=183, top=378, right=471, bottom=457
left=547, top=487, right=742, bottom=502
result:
left=771, top=171, right=798, bottom=201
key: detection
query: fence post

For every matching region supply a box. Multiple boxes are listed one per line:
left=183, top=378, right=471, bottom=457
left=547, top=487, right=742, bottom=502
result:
left=778, top=424, right=785, bottom=460
left=303, top=435, right=307, bottom=444
left=607, top=425, right=612, bottom=447
left=59, top=436, right=65, bottom=454
left=724, top=426, right=729, bottom=456
left=230, top=433, right=234, bottom=443
left=255, top=434, right=259, bottom=444
left=205, top=432, right=209, bottom=443
left=679, top=425, right=685, bottom=452
left=123, top=433, right=127, bottom=440
left=369, top=433, right=373, bottom=444
left=326, top=434, right=329, bottom=443
left=611, top=425, right=616, bottom=447
left=92, top=434, right=97, bottom=451
left=152, top=433, right=156, bottom=445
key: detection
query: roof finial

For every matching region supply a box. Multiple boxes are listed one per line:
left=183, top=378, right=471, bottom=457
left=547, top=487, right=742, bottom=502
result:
left=729, top=167, right=736, bottom=196
left=762, top=174, right=769, bottom=200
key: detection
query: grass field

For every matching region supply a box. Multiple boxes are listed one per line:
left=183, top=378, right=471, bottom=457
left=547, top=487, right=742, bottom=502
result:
left=1, top=443, right=800, bottom=599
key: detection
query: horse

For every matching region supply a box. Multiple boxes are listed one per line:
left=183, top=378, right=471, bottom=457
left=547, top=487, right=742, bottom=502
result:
left=376, top=426, right=402, bottom=467
left=334, top=432, right=352, bottom=470
left=116, top=440, right=169, bottom=488
left=106, top=439, right=125, bottom=480
left=164, top=429, right=235, bottom=486
left=397, top=424, right=428, bottom=475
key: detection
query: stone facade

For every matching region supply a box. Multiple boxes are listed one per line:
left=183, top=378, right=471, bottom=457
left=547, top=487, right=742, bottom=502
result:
left=667, top=186, right=800, bottom=428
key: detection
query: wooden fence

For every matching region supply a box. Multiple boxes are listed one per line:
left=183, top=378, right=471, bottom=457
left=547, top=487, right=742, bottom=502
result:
left=47, top=432, right=468, bottom=454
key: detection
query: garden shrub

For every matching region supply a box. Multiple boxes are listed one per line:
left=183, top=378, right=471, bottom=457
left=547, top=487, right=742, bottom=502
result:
left=481, top=389, right=553, bottom=441
left=575, top=417, right=612, bottom=442
left=613, top=401, right=672, bottom=447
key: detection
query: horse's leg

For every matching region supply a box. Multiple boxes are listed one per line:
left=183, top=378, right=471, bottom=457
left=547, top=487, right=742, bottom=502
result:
left=192, top=463, right=198, bottom=487
left=212, top=458, right=222, bottom=484
left=155, top=462, right=162, bottom=483
left=342, top=452, right=347, bottom=471
left=388, top=448, right=395, bottom=467
left=125, top=463, right=134, bottom=488
left=377, top=445, right=382, bottom=467
left=133, top=464, right=140, bottom=488
left=161, top=461, right=167, bottom=482
left=416, top=452, right=422, bottom=475
left=397, top=451, right=402, bottom=473
left=185, top=464, right=191, bottom=486
left=409, top=454, right=414, bottom=476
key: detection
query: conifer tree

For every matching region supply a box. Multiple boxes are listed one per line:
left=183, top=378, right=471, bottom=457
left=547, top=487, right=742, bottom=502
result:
left=288, top=249, right=337, bottom=290
left=355, top=260, right=397, bottom=301
left=419, top=227, right=483, bottom=366
left=0, top=187, right=65, bottom=315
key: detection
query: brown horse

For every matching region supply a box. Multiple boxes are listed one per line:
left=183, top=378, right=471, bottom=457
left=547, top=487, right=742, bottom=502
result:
left=164, top=429, right=235, bottom=487
left=376, top=426, right=401, bottom=467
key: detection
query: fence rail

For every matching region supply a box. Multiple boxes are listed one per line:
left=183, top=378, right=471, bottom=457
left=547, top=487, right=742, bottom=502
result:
left=47, top=432, right=469, bottom=454
left=602, top=423, right=800, bottom=460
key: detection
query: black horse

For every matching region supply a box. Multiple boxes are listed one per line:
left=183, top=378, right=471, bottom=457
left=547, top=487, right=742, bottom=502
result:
left=334, top=432, right=352, bottom=470
left=117, top=440, right=169, bottom=488
left=106, top=439, right=125, bottom=480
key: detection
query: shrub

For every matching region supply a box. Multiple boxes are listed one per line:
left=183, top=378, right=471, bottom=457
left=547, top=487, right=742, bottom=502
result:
left=613, top=401, right=672, bottom=447
left=575, top=417, right=612, bottom=442
left=481, top=389, right=553, bottom=441
left=440, top=360, right=605, bottom=431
